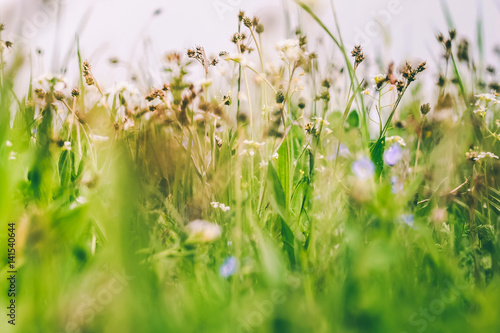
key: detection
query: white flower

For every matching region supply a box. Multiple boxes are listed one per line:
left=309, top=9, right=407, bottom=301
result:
left=123, top=117, right=135, bottom=131
left=373, top=74, right=387, bottom=86
left=37, top=73, right=67, bottom=91
left=8, top=152, right=17, bottom=160
left=386, top=135, right=406, bottom=147
left=63, top=141, right=72, bottom=151
left=475, top=93, right=498, bottom=104
left=474, top=152, right=499, bottom=161
left=211, top=201, right=231, bottom=212
left=259, top=161, right=269, bottom=168
left=272, top=152, right=279, bottom=160
left=6, top=140, right=12, bottom=147
left=276, top=39, right=303, bottom=62
left=186, top=220, right=222, bottom=242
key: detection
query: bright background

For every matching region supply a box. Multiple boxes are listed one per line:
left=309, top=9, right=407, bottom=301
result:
left=1, top=0, right=500, bottom=86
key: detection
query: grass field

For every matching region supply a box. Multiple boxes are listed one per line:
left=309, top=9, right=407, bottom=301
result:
left=1, top=2, right=500, bottom=332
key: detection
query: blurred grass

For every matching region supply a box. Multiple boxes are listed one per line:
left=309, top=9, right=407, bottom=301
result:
left=1, top=3, right=500, bottom=333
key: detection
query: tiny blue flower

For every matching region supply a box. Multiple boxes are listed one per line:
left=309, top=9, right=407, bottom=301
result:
left=219, top=256, right=237, bottom=278
left=383, top=144, right=403, bottom=166
left=391, top=176, right=403, bottom=193
left=399, top=214, right=414, bottom=228
left=352, top=156, right=375, bottom=180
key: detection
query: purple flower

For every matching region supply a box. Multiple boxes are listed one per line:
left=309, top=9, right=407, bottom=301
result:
left=220, top=256, right=237, bottom=278
left=383, top=144, right=403, bottom=166
left=352, top=157, right=375, bottom=180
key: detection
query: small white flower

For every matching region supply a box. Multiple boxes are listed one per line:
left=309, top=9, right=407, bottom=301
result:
left=8, top=152, right=17, bottom=160
left=123, top=117, right=135, bottom=131
left=373, top=74, right=387, bottom=86
left=187, top=220, right=222, bottom=242
left=474, top=152, right=499, bottom=161
left=211, top=201, right=230, bottom=212
left=259, top=161, right=269, bottom=168
left=386, top=135, right=406, bottom=147
left=276, top=39, right=302, bottom=62
left=272, top=152, right=279, bottom=160
left=63, top=141, right=72, bottom=151
left=6, top=140, right=12, bottom=147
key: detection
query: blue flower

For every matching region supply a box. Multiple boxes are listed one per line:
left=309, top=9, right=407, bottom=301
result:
left=219, top=256, right=237, bottom=278
left=352, top=156, right=375, bottom=180
left=383, top=144, right=403, bottom=166
left=399, top=214, right=415, bottom=228
left=391, top=176, right=403, bottom=193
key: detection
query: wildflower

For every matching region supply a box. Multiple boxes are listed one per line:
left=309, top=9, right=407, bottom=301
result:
left=386, top=135, right=406, bottom=147
left=352, top=157, right=375, bottom=180
left=272, top=152, right=279, bottom=160
left=399, top=214, right=415, bottom=228
left=211, top=202, right=230, bottom=212
left=186, top=220, right=222, bottom=243
left=276, top=39, right=303, bottom=63
left=123, top=117, right=135, bottom=131
left=6, top=140, right=12, bottom=147
left=384, top=144, right=403, bottom=166
left=8, top=152, right=17, bottom=160
left=391, top=176, right=403, bottom=194
left=474, top=152, right=499, bottom=161
left=63, top=141, right=71, bottom=151
left=259, top=160, right=268, bottom=168
left=373, top=74, right=388, bottom=88
left=475, top=93, right=498, bottom=104
left=220, top=256, right=237, bottom=278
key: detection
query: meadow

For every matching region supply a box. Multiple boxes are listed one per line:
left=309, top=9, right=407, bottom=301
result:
left=1, top=1, right=500, bottom=332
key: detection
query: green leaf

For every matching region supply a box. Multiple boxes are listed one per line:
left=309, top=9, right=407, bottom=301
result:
left=346, top=110, right=360, bottom=129
left=370, top=137, right=385, bottom=177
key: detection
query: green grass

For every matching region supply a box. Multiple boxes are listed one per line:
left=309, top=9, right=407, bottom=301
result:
left=1, top=5, right=500, bottom=333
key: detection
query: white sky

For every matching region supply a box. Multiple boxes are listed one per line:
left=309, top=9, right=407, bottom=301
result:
left=1, top=0, right=500, bottom=88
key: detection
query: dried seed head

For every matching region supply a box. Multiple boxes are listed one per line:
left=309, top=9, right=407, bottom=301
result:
left=35, top=88, right=46, bottom=100
left=238, top=11, right=245, bottom=22
left=420, top=103, right=431, bottom=115
left=215, top=135, right=223, bottom=148
left=449, top=29, right=456, bottom=40
left=275, top=90, right=285, bottom=104
left=0, top=23, right=5, bottom=32
left=457, top=39, right=470, bottom=63
left=5, top=41, right=12, bottom=48
left=54, top=91, right=65, bottom=101
left=71, top=88, right=80, bottom=97
left=243, top=17, right=252, bottom=28
left=351, top=45, right=365, bottom=69
left=436, top=33, right=445, bottom=43
left=256, top=24, right=264, bottom=34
